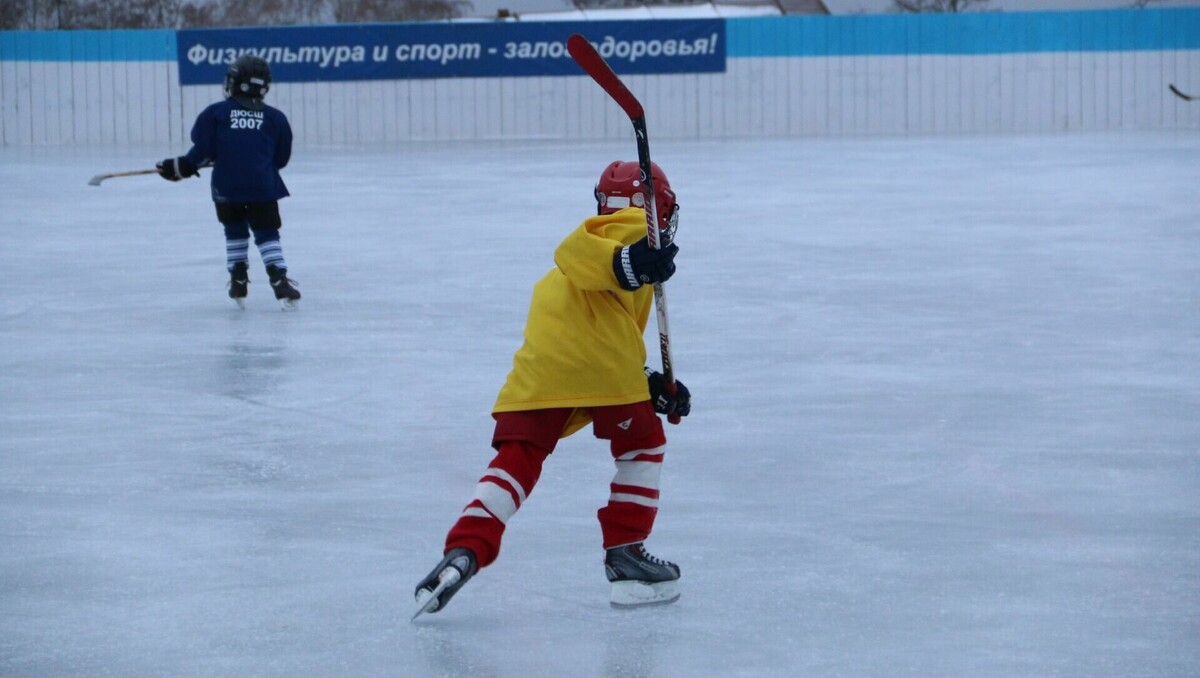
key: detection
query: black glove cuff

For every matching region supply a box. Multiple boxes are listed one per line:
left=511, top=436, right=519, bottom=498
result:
left=613, top=246, right=641, bottom=291
left=177, top=157, right=197, bottom=178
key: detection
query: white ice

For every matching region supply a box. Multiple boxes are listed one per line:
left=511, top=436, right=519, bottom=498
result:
left=2, top=132, right=1198, bottom=677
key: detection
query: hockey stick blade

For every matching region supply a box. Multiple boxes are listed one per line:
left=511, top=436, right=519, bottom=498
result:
left=1169, top=84, right=1196, bottom=102
left=566, top=34, right=644, bottom=120
left=411, top=566, right=462, bottom=621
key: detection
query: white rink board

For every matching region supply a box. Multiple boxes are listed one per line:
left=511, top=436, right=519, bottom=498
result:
left=1, top=59, right=182, bottom=146
left=172, top=50, right=1200, bottom=145
left=3, top=51, right=1199, bottom=146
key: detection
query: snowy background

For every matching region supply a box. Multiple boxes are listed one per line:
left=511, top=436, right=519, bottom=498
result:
left=2, top=132, right=1198, bottom=676
left=464, top=0, right=1200, bottom=20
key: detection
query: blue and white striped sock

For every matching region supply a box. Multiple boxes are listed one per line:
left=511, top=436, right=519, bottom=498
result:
left=226, top=238, right=249, bottom=270
left=257, top=239, right=287, bottom=272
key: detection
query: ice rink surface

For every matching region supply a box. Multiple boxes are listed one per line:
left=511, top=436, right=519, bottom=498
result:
left=2, top=132, right=1198, bottom=677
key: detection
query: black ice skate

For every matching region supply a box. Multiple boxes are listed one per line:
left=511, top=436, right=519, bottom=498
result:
left=228, top=262, right=249, bottom=309
left=604, top=542, right=681, bottom=608
left=266, top=265, right=300, bottom=310
left=412, top=548, right=478, bottom=620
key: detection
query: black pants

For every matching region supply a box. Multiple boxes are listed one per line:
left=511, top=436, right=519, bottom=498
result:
left=215, top=201, right=281, bottom=229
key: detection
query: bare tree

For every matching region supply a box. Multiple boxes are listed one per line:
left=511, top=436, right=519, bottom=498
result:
left=573, top=0, right=712, bottom=7
left=331, top=0, right=473, bottom=23
left=0, top=0, right=30, bottom=29
left=1, top=0, right=473, bottom=29
left=215, top=0, right=316, bottom=27
left=59, top=0, right=176, bottom=28
left=179, top=2, right=218, bottom=27
left=0, top=0, right=58, bottom=29
left=893, top=0, right=989, bottom=12
left=1, top=0, right=219, bottom=29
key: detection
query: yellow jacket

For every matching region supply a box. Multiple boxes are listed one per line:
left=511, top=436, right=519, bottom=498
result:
left=493, top=207, right=655, bottom=438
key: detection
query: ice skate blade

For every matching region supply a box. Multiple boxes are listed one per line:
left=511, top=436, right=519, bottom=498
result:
left=278, top=298, right=299, bottom=311
left=412, top=588, right=440, bottom=619
left=609, top=580, right=680, bottom=608
left=411, top=565, right=462, bottom=621
left=232, top=297, right=246, bottom=310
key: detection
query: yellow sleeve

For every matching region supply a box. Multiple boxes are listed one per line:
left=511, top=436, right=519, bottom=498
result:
left=552, top=209, right=647, bottom=291
left=492, top=209, right=655, bottom=421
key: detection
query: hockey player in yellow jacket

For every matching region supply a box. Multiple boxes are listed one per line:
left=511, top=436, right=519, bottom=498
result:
left=494, top=206, right=656, bottom=433
left=415, top=161, right=692, bottom=616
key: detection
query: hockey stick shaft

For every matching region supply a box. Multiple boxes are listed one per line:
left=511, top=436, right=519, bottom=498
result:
left=88, top=168, right=159, bottom=186
left=567, top=34, right=681, bottom=424
left=1169, top=84, right=1196, bottom=102
left=89, top=161, right=213, bottom=186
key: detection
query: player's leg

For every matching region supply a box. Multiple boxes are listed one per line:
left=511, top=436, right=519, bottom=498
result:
left=415, top=408, right=571, bottom=614
left=591, top=402, right=680, bottom=607
left=246, top=202, right=299, bottom=306
left=216, top=203, right=251, bottom=306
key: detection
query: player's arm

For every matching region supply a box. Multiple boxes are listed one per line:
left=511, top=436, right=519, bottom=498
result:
left=553, top=224, right=626, bottom=291
left=156, top=109, right=213, bottom=181
left=274, top=113, right=293, bottom=170
left=554, top=223, right=678, bottom=292
left=645, top=367, right=690, bottom=417
left=611, top=236, right=677, bottom=291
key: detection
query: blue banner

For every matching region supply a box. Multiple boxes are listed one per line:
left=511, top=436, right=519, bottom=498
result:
left=177, top=20, right=725, bottom=85
left=727, top=9, right=1200, bottom=57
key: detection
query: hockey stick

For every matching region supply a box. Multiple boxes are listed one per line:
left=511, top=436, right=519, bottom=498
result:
left=567, top=33, right=682, bottom=424
left=1169, top=84, right=1196, bottom=102
left=88, top=161, right=213, bottom=186
left=87, top=168, right=159, bottom=186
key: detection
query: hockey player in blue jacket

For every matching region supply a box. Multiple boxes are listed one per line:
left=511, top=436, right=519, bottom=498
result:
left=157, top=54, right=300, bottom=310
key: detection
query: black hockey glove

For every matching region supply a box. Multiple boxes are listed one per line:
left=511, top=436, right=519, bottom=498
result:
left=646, top=367, right=691, bottom=418
left=156, top=156, right=198, bottom=182
left=613, top=237, right=679, bottom=291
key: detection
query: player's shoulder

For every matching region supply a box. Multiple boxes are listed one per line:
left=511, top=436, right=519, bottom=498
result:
left=264, top=102, right=289, bottom=120
left=198, top=98, right=235, bottom=117
left=583, top=208, right=645, bottom=243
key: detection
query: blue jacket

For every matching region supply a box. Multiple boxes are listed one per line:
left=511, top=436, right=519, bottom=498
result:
left=184, top=98, right=292, bottom=203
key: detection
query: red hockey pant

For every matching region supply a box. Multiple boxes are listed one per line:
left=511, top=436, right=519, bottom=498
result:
left=444, top=402, right=667, bottom=569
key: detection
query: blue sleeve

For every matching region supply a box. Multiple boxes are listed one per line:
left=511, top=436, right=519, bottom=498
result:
left=274, top=112, right=292, bottom=170
left=184, top=107, right=216, bottom=167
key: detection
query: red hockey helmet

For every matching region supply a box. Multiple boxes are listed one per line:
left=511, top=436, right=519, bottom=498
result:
left=595, top=160, right=679, bottom=244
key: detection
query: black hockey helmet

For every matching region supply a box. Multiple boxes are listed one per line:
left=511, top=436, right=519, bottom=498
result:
left=224, top=55, right=271, bottom=102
